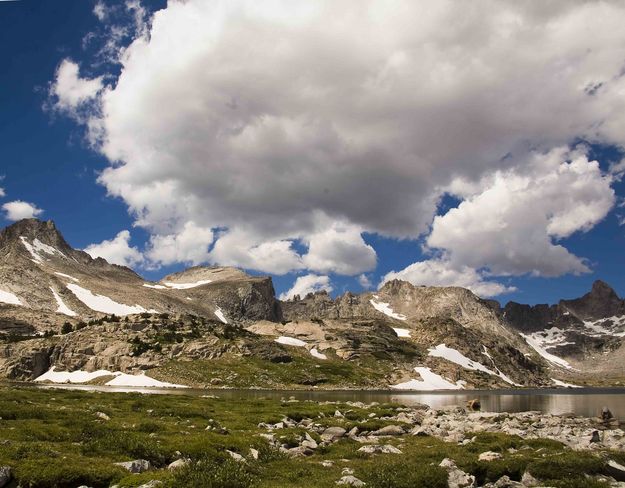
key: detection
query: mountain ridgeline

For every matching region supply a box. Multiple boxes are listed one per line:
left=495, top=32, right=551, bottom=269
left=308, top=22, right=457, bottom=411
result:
left=0, top=218, right=623, bottom=389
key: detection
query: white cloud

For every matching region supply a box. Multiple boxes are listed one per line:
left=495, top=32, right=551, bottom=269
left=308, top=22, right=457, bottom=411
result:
left=358, top=274, right=373, bottom=290
left=146, top=221, right=213, bottom=266
left=279, top=274, right=332, bottom=300
left=84, top=230, right=144, bottom=267
left=56, top=1, right=625, bottom=277
left=427, top=146, right=614, bottom=277
left=93, top=1, right=109, bottom=21
left=302, top=223, right=376, bottom=275
left=382, top=259, right=515, bottom=298
left=2, top=201, right=43, bottom=221
left=50, top=59, right=103, bottom=115
left=0, top=188, right=5, bottom=198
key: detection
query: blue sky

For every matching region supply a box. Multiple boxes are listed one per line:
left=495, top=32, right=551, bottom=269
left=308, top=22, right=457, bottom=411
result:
left=2, top=0, right=625, bottom=305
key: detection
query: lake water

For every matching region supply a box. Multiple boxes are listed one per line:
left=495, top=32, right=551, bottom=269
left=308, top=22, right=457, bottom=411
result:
left=15, top=383, right=625, bottom=419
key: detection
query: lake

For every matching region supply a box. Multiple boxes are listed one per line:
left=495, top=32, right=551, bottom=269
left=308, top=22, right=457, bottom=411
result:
left=15, top=383, right=625, bottom=419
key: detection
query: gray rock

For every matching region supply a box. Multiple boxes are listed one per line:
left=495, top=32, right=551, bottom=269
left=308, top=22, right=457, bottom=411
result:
left=520, top=471, right=540, bottom=486
left=226, top=450, right=246, bottom=462
left=357, top=444, right=402, bottom=454
left=439, top=458, right=475, bottom=488
left=478, top=451, right=503, bottom=462
left=371, top=425, right=405, bottom=436
left=137, top=482, right=163, bottom=488
left=336, top=475, right=366, bottom=486
left=95, top=411, right=110, bottom=421
left=321, top=426, right=347, bottom=442
left=482, top=476, right=524, bottom=487
left=606, top=460, right=625, bottom=482
left=0, top=466, right=10, bottom=488
left=167, top=458, right=190, bottom=470
left=114, top=459, right=151, bottom=473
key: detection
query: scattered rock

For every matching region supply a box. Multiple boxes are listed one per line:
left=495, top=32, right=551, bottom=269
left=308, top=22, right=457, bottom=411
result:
left=520, top=471, right=540, bottom=486
left=226, top=450, right=246, bottom=462
left=114, top=459, right=151, bottom=473
left=606, top=459, right=625, bottom=482
left=371, top=425, right=405, bottom=436
left=478, top=451, right=503, bottom=462
left=95, top=411, right=110, bottom=421
left=482, top=475, right=524, bottom=487
left=321, top=426, right=347, bottom=442
left=357, top=444, right=402, bottom=455
left=167, top=458, right=189, bottom=470
left=249, top=448, right=260, bottom=460
left=0, top=466, right=11, bottom=488
left=439, top=458, right=475, bottom=488
left=336, top=475, right=366, bottom=486
left=137, top=481, right=163, bottom=488
left=321, top=460, right=334, bottom=467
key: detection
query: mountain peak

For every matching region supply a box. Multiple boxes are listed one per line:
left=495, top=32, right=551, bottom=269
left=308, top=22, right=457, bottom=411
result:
left=0, top=218, right=73, bottom=256
left=560, top=279, right=624, bottom=321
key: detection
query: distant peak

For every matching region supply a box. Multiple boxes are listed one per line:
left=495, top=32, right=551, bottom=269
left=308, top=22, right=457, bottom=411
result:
left=591, top=279, right=616, bottom=295
left=1, top=218, right=73, bottom=255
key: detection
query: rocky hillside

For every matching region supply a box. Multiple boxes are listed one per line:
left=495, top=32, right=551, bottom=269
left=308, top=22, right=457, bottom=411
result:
left=1, top=218, right=616, bottom=390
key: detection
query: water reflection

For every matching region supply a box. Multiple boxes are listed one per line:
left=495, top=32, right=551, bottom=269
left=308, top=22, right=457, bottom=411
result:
left=14, top=383, right=625, bottom=418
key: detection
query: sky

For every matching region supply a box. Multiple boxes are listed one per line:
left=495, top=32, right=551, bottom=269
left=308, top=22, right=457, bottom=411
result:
left=2, top=0, right=625, bottom=305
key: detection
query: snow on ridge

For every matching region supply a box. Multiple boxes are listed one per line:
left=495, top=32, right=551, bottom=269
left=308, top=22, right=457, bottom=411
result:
left=20, top=236, right=66, bottom=264
left=583, top=316, right=625, bottom=337
left=0, top=289, right=22, bottom=306
left=214, top=307, right=228, bottom=324
left=143, top=283, right=167, bottom=289
left=428, top=343, right=518, bottom=385
left=521, top=333, right=575, bottom=370
left=275, top=336, right=307, bottom=347
left=55, top=272, right=79, bottom=282
left=552, top=378, right=582, bottom=388
left=34, top=367, right=187, bottom=388
left=369, top=299, right=407, bottom=321
left=393, top=328, right=411, bottom=338
left=67, top=283, right=148, bottom=316
left=391, top=367, right=465, bottom=390
left=50, top=287, right=76, bottom=317
left=310, top=348, right=327, bottom=360
left=162, top=279, right=212, bottom=290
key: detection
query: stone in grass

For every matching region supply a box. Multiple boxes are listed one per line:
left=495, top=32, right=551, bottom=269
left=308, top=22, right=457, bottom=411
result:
left=321, top=426, right=347, bottom=442
left=0, top=466, right=11, bottom=488
left=137, top=481, right=163, bottom=488
left=167, top=458, right=190, bottom=470
left=439, top=458, right=475, bottom=488
left=95, top=411, right=110, bottom=421
left=357, top=444, right=402, bottom=455
left=481, top=475, right=524, bottom=488
left=371, top=425, right=405, bottom=436
left=114, top=459, right=151, bottom=473
left=226, top=450, right=246, bottom=462
left=478, top=451, right=503, bottom=462
left=336, top=475, right=366, bottom=486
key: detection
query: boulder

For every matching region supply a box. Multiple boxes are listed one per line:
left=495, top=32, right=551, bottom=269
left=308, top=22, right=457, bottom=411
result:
left=167, top=458, right=190, bottom=470
left=114, top=459, right=151, bottom=473
left=371, top=425, right=405, bottom=436
left=439, top=458, right=475, bottom=488
left=357, top=444, right=402, bottom=454
left=336, top=475, right=366, bottom=486
left=0, top=466, right=10, bottom=488
left=137, top=482, right=163, bottom=488
left=478, top=451, right=503, bottom=462
left=606, top=460, right=625, bottom=482
left=321, top=426, right=347, bottom=442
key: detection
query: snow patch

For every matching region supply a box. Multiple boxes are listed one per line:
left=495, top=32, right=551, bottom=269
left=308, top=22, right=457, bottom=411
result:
left=310, top=348, right=327, bottom=360
left=143, top=283, right=167, bottom=289
left=428, top=343, right=518, bottom=385
left=393, top=328, right=411, bottom=338
left=275, top=336, right=307, bottom=347
left=55, top=272, right=79, bottom=282
left=391, top=367, right=465, bottom=390
left=214, top=307, right=228, bottom=324
left=34, top=367, right=187, bottom=388
left=583, top=316, right=625, bottom=337
left=50, top=287, right=76, bottom=316
left=67, top=284, right=148, bottom=316
left=369, top=299, right=407, bottom=320
left=20, top=236, right=65, bottom=263
left=521, top=333, right=574, bottom=369
left=0, top=289, right=21, bottom=306
left=162, top=279, right=212, bottom=289
left=35, top=367, right=113, bottom=384
left=552, top=378, right=582, bottom=388
left=105, top=372, right=187, bottom=388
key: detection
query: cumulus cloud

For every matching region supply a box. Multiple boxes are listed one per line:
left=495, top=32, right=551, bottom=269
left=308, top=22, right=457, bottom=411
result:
left=279, top=274, right=333, bottom=300
left=358, top=274, right=373, bottom=290
left=84, top=230, right=144, bottom=267
left=93, top=1, right=109, bottom=21
left=427, top=146, right=614, bottom=277
left=146, top=221, right=213, bottom=267
left=2, top=201, right=43, bottom=221
left=54, top=0, right=625, bottom=278
left=50, top=59, right=103, bottom=115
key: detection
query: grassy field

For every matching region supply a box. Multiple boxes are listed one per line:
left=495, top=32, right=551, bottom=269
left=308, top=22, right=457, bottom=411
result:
left=0, top=385, right=620, bottom=487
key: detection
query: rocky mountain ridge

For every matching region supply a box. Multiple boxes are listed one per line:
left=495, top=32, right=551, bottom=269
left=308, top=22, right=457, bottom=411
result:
left=0, top=218, right=623, bottom=389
